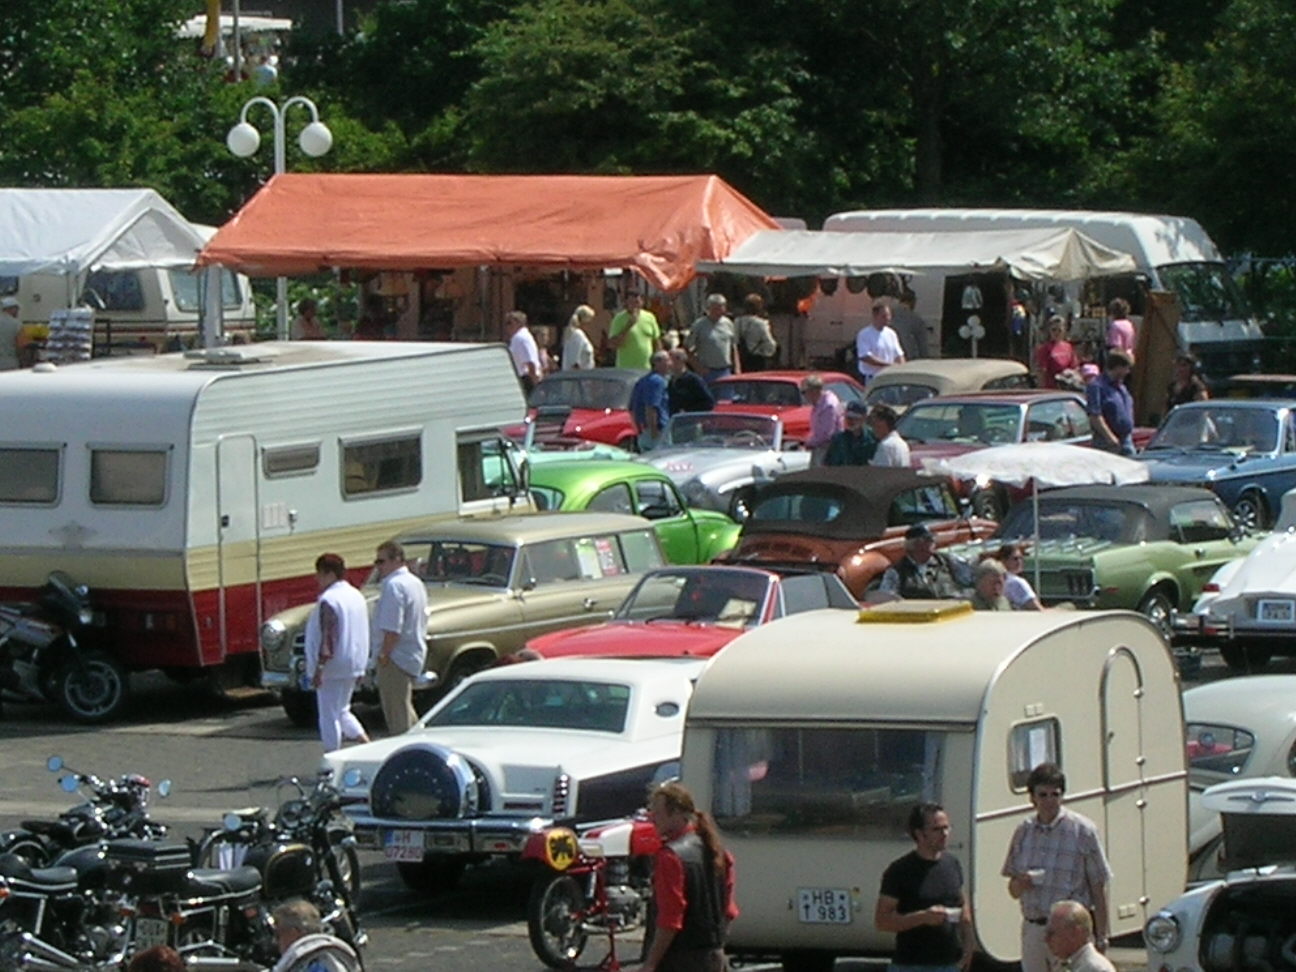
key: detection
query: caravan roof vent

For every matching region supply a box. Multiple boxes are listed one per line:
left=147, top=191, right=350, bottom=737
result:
left=184, top=347, right=278, bottom=370
left=857, top=599, right=973, bottom=624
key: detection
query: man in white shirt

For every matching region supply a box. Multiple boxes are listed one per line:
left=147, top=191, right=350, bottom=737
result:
left=505, top=310, right=542, bottom=393
left=869, top=404, right=911, bottom=467
left=855, top=301, right=906, bottom=383
left=304, top=553, right=371, bottom=752
left=371, top=541, right=428, bottom=735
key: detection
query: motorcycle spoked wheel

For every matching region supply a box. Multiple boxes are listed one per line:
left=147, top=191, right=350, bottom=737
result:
left=327, top=829, right=363, bottom=902
left=56, top=651, right=129, bottom=723
left=527, top=873, right=591, bottom=969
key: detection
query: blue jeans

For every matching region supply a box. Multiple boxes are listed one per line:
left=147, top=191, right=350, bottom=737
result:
left=703, top=367, right=732, bottom=384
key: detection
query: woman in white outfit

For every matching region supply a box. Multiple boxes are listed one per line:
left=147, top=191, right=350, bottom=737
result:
left=562, top=304, right=597, bottom=370
left=304, top=553, right=371, bottom=752
left=993, top=543, right=1043, bottom=611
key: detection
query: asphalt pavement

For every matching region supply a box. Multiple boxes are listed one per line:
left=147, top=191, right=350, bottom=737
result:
left=5, top=650, right=1277, bottom=971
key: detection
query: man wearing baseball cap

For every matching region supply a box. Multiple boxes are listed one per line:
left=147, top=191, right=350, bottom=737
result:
left=825, top=400, right=878, bottom=466
left=877, top=523, right=974, bottom=600
left=0, top=297, right=22, bottom=371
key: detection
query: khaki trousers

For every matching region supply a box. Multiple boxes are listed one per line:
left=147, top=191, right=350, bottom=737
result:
left=377, top=661, right=418, bottom=735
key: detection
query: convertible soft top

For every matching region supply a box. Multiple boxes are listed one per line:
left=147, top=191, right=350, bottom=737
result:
left=744, top=466, right=951, bottom=540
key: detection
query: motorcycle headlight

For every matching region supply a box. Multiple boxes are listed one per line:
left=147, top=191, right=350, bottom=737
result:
left=77, top=608, right=94, bottom=626
left=260, top=619, right=287, bottom=653
left=1144, top=913, right=1181, bottom=953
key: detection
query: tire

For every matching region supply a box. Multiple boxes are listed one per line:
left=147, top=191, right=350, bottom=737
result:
left=439, top=654, right=492, bottom=698
left=327, top=828, right=363, bottom=901
left=1220, top=644, right=1248, bottom=672
left=728, top=486, right=757, bottom=523
left=780, top=950, right=837, bottom=972
left=527, top=873, right=589, bottom=969
left=57, top=651, right=129, bottom=723
left=1137, top=588, right=1176, bottom=640
left=395, top=856, right=465, bottom=894
left=971, top=487, right=1004, bottom=521
left=281, top=688, right=318, bottom=728
left=1221, top=642, right=1272, bottom=673
left=1232, top=489, right=1270, bottom=531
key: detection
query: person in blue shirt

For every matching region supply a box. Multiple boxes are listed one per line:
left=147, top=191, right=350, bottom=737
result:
left=1086, top=349, right=1135, bottom=456
left=630, top=351, right=671, bottom=452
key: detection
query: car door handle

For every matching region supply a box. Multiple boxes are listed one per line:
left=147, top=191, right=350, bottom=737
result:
left=1194, top=549, right=1206, bottom=557
left=583, top=597, right=598, bottom=610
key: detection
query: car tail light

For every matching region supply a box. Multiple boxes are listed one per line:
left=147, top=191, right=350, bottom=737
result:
left=551, top=773, right=571, bottom=817
left=1202, top=582, right=1220, bottom=593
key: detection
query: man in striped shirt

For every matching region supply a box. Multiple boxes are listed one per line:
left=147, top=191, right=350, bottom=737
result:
left=1002, top=764, right=1112, bottom=972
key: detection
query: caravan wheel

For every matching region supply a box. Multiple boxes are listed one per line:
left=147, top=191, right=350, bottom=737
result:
left=57, top=652, right=129, bottom=724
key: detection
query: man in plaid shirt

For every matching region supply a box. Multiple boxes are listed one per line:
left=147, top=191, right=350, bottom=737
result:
left=1001, top=764, right=1112, bottom=972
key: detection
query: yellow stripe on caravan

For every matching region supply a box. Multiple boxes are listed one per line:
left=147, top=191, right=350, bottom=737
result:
left=185, top=510, right=477, bottom=589
left=0, top=551, right=187, bottom=590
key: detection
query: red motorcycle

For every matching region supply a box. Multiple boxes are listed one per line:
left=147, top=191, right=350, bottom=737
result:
left=523, top=813, right=661, bottom=969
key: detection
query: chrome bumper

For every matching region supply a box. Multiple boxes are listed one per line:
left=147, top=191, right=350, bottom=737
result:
left=348, top=810, right=556, bottom=856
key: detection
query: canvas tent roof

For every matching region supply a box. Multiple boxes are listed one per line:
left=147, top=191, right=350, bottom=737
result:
left=197, top=173, right=779, bottom=292
left=0, top=188, right=207, bottom=277
left=695, top=226, right=1137, bottom=281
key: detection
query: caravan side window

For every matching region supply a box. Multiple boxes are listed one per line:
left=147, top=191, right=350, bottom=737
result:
left=1009, top=718, right=1061, bottom=791
left=457, top=433, right=518, bottom=503
left=263, top=443, right=321, bottom=478
left=90, top=448, right=168, bottom=506
left=0, top=447, right=61, bottom=504
left=711, top=726, right=946, bottom=838
left=341, top=434, right=421, bottom=497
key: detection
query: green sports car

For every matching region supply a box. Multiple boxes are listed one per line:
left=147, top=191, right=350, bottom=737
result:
left=528, top=459, right=742, bottom=565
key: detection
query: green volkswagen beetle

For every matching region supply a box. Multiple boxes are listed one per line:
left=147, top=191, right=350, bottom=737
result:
left=529, top=459, right=742, bottom=564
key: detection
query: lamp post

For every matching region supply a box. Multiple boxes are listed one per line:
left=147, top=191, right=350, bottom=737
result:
left=227, top=96, right=333, bottom=340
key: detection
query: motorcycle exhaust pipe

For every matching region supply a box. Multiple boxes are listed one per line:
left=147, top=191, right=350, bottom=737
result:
left=14, top=931, right=104, bottom=971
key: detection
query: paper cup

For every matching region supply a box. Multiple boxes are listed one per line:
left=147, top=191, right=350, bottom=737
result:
left=1026, top=868, right=1046, bottom=881
left=945, top=907, right=963, bottom=923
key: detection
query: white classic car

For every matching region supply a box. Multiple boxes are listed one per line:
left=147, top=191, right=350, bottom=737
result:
left=1172, top=488, right=1296, bottom=672
left=1146, top=777, right=1296, bottom=972
left=321, top=656, right=705, bottom=891
left=1183, top=676, right=1296, bottom=882
left=642, top=411, right=810, bottom=520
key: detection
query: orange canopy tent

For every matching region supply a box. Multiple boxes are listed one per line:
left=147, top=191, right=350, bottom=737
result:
left=197, top=173, right=778, bottom=292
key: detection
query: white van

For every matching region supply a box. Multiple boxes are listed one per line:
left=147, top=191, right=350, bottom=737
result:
left=817, top=208, right=1261, bottom=382
left=0, top=342, right=530, bottom=717
left=680, top=601, right=1186, bottom=970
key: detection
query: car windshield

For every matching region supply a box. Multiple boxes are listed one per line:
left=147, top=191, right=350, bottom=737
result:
left=865, top=382, right=937, bottom=410
left=896, top=402, right=1022, bottom=445
left=1156, top=262, right=1250, bottom=323
left=530, top=375, right=631, bottom=410
left=663, top=412, right=780, bottom=450
left=998, top=501, right=1149, bottom=544
left=1146, top=405, right=1280, bottom=454
left=616, top=569, right=770, bottom=628
left=1185, top=722, right=1255, bottom=785
left=376, top=540, right=516, bottom=587
left=424, top=678, right=631, bottom=733
left=713, top=379, right=802, bottom=407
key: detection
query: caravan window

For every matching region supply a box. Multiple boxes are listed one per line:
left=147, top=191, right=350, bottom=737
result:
left=342, top=434, right=421, bottom=497
left=82, top=270, right=145, bottom=312
left=1009, top=718, right=1061, bottom=790
left=711, top=726, right=945, bottom=837
left=263, top=443, right=321, bottom=478
left=0, top=447, right=61, bottom=504
left=458, top=434, right=518, bottom=503
left=168, top=269, right=244, bottom=312
left=90, top=448, right=168, bottom=506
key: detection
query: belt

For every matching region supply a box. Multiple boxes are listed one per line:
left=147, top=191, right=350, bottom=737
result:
left=1025, top=917, right=1048, bottom=926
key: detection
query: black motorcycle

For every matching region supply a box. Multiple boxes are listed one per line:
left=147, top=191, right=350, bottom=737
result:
left=0, top=756, right=170, bottom=867
left=194, top=770, right=367, bottom=955
left=0, top=570, right=128, bottom=723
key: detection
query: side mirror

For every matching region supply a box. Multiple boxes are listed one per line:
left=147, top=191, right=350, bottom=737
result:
left=59, top=775, right=79, bottom=794
left=157, top=780, right=172, bottom=798
left=46, top=756, right=64, bottom=773
left=222, top=811, right=243, bottom=833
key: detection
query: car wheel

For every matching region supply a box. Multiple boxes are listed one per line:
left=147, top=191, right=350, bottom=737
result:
left=728, top=485, right=756, bottom=522
left=1137, top=588, right=1175, bottom=640
left=281, top=688, right=318, bottom=728
left=1232, top=489, right=1270, bottom=530
left=1221, top=642, right=1272, bottom=672
left=396, top=856, right=465, bottom=894
left=971, top=487, right=1004, bottom=521
left=527, top=873, right=589, bottom=969
left=780, top=950, right=837, bottom=972
left=57, top=651, right=129, bottom=723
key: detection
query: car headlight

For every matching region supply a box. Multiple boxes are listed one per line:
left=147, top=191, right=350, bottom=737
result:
left=681, top=479, right=711, bottom=506
left=1144, top=913, right=1181, bottom=953
left=260, top=619, right=287, bottom=653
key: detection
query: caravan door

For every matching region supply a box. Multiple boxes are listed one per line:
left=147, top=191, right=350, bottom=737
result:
left=1101, top=647, right=1151, bottom=925
left=215, top=435, right=261, bottom=664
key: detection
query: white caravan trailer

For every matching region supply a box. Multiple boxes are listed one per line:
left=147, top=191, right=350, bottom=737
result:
left=819, top=208, right=1261, bottom=383
left=0, top=342, right=530, bottom=715
left=680, top=601, right=1186, bottom=970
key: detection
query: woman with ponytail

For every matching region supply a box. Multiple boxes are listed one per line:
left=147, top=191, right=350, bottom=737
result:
left=643, top=781, right=739, bottom=972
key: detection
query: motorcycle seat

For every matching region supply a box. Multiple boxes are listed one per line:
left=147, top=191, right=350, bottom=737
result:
left=185, top=865, right=263, bottom=896
left=21, top=820, right=77, bottom=843
left=0, top=853, right=79, bottom=891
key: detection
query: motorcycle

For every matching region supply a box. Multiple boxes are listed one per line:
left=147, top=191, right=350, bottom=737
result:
left=0, top=570, right=128, bottom=723
left=0, top=756, right=171, bottom=867
left=194, top=769, right=367, bottom=957
left=522, top=812, right=661, bottom=970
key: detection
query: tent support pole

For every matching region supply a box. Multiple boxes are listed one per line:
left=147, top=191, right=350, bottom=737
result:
left=1033, top=482, right=1041, bottom=596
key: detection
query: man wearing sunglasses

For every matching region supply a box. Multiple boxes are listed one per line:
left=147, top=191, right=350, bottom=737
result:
left=1002, top=764, right=1112, bottom=972
left=371, top=541, right=428, bottom=735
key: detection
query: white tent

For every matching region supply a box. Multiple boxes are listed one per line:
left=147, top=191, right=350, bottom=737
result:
left=695, top=227, right=1137, bottom=280
left=0, top=188, right=207, bottom=277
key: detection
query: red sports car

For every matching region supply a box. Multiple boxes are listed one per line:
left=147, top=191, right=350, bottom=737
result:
left=526, top=565, right=858, bottom=661
left=710, top=371, right=866, bottom=445
left=505, top=367, right=644, bottom=450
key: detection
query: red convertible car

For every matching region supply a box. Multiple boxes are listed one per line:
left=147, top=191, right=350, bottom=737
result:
left=506, top=367, right=644, bottom=450
left=710, top=371, right=865, bottom=445
left=526, top=565, right=858, bottom=660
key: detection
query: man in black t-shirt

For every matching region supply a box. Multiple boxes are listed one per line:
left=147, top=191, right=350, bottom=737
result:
left=874, top=803, right=973, bottom=972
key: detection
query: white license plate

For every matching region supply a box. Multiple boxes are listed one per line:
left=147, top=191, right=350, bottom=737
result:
left=796, top=887, right=852, bottom=924
left=135, top=917, right=170, bottom=949
left=1257, top=599, right=1295, bottom=624
left=383, top=829, right=426, bottom=861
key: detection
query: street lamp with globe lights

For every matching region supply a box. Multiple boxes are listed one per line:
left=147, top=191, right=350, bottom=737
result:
left=227, top=95, right=333, bottom=340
